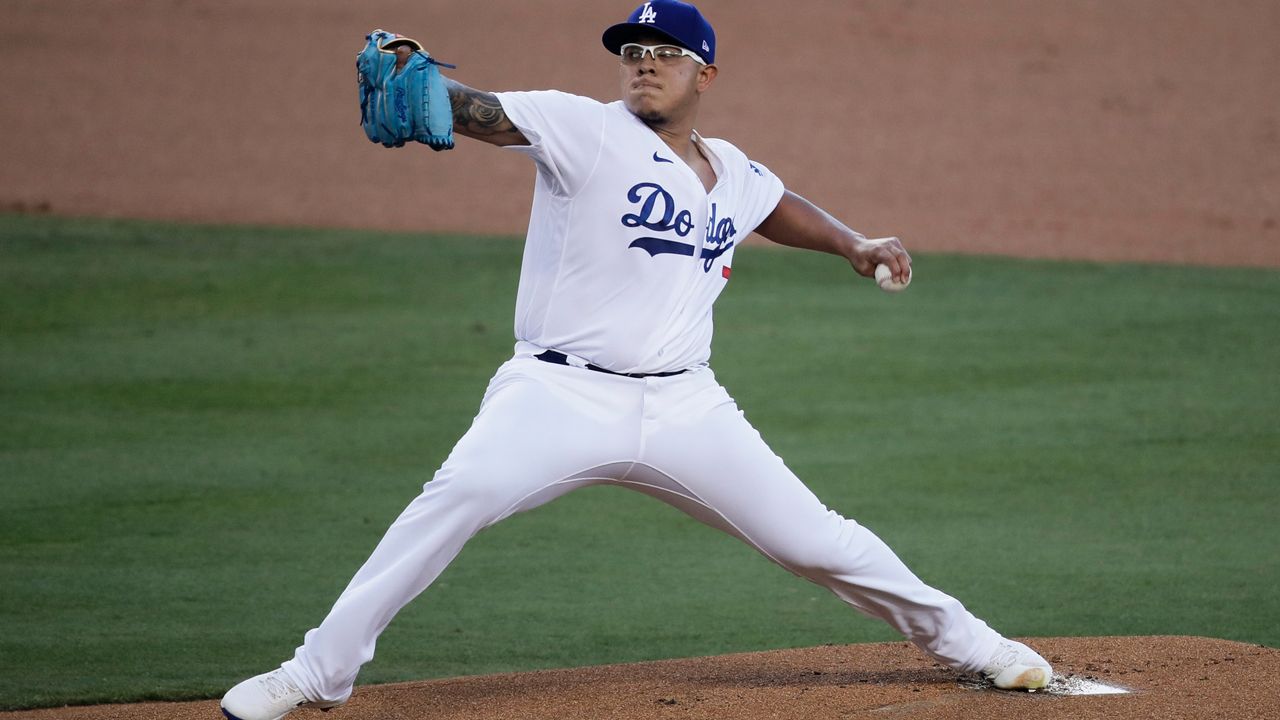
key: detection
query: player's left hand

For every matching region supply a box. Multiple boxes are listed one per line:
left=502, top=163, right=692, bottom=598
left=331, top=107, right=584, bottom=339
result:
left=356, top=29, right=456, bottom=151
left=850, top=236, right=912, bottom=285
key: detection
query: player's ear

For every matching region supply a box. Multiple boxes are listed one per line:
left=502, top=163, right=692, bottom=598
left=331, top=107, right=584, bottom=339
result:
left=696, top=63, right=718, bottom=92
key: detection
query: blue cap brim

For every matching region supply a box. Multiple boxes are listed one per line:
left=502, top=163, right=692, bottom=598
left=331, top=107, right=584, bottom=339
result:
left=602, top=23, right=689, bottom=56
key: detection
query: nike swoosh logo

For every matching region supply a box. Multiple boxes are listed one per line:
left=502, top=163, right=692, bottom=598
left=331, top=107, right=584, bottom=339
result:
left=652, top=152, right=674, bottom=164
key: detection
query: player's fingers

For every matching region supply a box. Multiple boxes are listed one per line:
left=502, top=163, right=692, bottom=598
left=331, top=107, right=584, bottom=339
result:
left=892, top=246, right=912, bottom=284
left=860, top=237, right=893, bottom=276
left=394, top=45, right=413, bottom=70
left=870, top=237, right=911, bottom=282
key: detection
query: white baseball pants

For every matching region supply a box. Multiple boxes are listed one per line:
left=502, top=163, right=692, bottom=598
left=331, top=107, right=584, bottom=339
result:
left=282, top=352, right=1003, bottom=703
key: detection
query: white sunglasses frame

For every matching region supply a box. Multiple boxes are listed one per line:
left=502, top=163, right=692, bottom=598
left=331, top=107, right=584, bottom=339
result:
left=618, top=42, right=707, bottom=66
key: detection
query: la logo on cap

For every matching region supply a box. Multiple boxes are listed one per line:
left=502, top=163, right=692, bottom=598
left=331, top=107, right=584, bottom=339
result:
left=638, top=2, right=658, bottom=23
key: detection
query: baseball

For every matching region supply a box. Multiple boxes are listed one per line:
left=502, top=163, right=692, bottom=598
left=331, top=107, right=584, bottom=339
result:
left=875, top=263, right=911, bottom=293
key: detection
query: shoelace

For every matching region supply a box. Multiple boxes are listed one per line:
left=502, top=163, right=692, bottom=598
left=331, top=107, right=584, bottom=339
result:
left=986, top=643, right=1021, bottom=671
left=257, top=672, right=301, bottom=703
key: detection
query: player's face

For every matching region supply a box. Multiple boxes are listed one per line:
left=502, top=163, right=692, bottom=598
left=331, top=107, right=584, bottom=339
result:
left=618, top=34, right=717, bottom=126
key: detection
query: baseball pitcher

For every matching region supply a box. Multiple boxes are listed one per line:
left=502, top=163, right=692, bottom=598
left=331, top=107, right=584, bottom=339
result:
left=221, top=3, right=1052, bottom=718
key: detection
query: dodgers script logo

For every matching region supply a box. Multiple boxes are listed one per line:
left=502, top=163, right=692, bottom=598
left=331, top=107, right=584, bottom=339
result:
left=622, top=182, right=737, bottom=273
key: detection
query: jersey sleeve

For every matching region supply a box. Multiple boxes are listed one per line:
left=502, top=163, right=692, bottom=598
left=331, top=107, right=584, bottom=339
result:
left=493, top=90, right=607, bottom=198
left=707, top=139, right=786, bottom=235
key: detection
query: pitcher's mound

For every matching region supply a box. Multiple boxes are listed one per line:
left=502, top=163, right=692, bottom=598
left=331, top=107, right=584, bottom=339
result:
left=6, top=636, right=1275, bottom=720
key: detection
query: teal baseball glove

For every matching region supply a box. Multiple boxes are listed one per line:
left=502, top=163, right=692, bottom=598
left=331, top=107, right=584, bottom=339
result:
left=356, top=29, right=455, bottom=150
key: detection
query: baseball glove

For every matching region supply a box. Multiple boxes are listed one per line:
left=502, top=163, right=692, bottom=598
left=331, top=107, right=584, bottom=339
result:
left=356, top=29, right=456, bottom=150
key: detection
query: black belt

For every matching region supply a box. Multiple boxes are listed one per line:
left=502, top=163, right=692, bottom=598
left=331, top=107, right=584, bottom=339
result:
left=534, top=350, right=688, bottom=378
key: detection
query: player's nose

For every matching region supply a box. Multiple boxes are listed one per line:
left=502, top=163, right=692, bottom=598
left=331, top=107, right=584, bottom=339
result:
left=632, top=54, right=658, bottom=72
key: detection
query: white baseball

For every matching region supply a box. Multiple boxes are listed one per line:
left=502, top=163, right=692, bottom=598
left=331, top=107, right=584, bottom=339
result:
left=875, top=263, right=911, bottom=293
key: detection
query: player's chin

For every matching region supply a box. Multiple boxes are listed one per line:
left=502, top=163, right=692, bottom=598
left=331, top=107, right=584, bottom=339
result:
left=635, top=108, right=669, bottom=124
left=625, top=97, right=668, bottom=125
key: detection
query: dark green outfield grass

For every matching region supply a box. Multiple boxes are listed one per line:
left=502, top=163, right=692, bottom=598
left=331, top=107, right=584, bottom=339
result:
left=1, top=214, right=1277, bottom=709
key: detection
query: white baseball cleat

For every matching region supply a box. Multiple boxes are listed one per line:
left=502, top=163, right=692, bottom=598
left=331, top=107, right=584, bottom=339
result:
left=981, top=639, right=1054, bottom=690
left=220, top=668, right=343, bottom=720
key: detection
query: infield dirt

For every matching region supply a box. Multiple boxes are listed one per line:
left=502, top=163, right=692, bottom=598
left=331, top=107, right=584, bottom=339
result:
left=3, top=637, right=1276, bottom=720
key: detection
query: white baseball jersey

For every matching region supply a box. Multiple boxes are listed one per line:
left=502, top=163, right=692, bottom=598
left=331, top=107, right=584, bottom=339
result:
left=494, top=90, right=785, bottom=374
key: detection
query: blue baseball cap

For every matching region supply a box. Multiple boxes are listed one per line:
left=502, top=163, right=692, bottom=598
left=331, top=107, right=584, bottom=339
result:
left=602, top=0, right=716, bottom=64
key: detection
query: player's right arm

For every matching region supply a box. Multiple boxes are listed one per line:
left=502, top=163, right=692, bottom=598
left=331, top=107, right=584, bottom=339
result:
left=756, top=190, right=912, bottom=284
left=446, top=79, right=529, bottom=147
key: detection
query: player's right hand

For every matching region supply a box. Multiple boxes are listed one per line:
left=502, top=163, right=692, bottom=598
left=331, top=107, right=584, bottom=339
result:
left=851, top=236, right=912, bottom=285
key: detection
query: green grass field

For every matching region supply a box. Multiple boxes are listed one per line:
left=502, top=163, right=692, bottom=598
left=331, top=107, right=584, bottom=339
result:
left=1, top=214, right=1277, bottom=710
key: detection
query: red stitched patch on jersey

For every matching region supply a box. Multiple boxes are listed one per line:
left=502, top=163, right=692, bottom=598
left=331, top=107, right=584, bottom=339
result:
left=722, top=265, right=732, bottom=279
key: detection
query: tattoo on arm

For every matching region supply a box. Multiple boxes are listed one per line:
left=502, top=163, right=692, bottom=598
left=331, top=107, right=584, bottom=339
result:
left=446, top=79, right=527, bottom=146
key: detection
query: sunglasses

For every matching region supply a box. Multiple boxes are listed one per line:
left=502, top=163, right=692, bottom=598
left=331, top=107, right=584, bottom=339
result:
left=619, top=42, right=707, bottom=66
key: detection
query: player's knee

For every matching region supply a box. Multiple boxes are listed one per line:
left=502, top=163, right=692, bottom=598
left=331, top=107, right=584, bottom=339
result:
left=768, top=518, right=864, bottom=579
left=774, top=541, right=846, bottom=579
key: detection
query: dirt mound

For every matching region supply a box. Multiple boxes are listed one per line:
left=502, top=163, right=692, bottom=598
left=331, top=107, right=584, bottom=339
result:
left=1, top=1, right=1277, bottom=266
left=5, top=637, right=1275, bottom=720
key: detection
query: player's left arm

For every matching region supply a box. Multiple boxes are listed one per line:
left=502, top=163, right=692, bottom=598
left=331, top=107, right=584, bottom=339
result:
left=445, top=79, right=529, bottom=147
left=755, top=190, right=912, bottom=283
